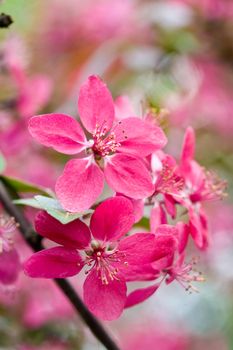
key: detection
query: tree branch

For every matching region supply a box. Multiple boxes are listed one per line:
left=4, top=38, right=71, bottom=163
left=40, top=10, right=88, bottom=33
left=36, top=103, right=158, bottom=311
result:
left=0, top=179, right=121, bottom=350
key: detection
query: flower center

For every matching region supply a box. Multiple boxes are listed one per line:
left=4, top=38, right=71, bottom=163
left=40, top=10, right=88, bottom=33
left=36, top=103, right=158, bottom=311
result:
left=91, top=124, right=121, bottom=158
left=84, top=241, right=127, bottom=285
left=190, top=170, right=227, bottom=203
left=164, top=257, right=205, bottom=293
left=154, top=160, right=184, bottom=197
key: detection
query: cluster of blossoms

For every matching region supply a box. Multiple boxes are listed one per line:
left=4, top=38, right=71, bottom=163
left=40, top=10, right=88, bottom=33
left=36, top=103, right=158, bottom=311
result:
left=24, top=75, right=226, bottom=320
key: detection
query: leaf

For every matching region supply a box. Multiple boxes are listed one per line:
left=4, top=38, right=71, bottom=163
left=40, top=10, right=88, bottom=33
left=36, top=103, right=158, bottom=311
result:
left=0, top=153, right=6, bottom=173
left=14, top=195, right=93, bottom=224
left=135, top=217, right=150, bottom=229
left=13, top=198, right=42, bottom=209
left=0, top=175, right=53, bottom=196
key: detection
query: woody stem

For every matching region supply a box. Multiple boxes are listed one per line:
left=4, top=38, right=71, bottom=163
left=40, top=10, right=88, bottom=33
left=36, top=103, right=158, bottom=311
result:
left=0, top=179, right=121, bottom=350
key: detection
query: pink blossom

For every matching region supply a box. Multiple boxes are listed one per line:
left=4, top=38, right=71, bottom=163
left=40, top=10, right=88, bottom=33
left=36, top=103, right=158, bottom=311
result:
left=149, top=152, right=184, bottom=227
left=163, top=254, right=205, bottom=293
left=16, top=74, right=52, bottom=118
left=22, top=279, right=74, bottom=328
left=170, top=60, right=233, bottom=137
left=121, top=321, right=188, bottom=350
left=178, top=127, right=226, bottom=250
left=24, top=197, right=175, bottom=320
left=0, top=35, right=52, bottom=119
left=29, top=75, right=167, bottom=212
left=0, top=213, right=21, bottom=285
left=173, top=0, right=233, bottom=19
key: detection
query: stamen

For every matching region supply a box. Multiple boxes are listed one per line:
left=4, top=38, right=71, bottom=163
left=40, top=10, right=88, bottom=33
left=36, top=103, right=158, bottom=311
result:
left=154, top=159, right=184, bottom=197
left=92, top=123, right=121, bottom=157
left=84, top=243, right=127, bottom=285
left=202, top=170, right=227, bottom=201
left=164, top=256, right=205, bottom=293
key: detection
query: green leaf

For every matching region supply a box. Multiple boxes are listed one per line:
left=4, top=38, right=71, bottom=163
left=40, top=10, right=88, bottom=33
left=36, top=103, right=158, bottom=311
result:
left=135, top=217, right=150, bottom=230
left=14, top=195, right=93, bottom=224
left=13, top=198, right=42, bottom=209
left=0, top=153, right=6, bottom=173
left=0, top=175, right=53, bottom=196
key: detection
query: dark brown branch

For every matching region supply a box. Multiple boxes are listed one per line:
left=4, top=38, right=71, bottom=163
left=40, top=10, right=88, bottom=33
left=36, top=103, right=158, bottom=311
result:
left=0, top=179, right=121, bottom=350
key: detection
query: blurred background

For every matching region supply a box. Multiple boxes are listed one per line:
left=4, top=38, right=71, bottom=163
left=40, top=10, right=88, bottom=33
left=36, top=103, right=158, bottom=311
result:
left=0, top=0, right=233, bottom=349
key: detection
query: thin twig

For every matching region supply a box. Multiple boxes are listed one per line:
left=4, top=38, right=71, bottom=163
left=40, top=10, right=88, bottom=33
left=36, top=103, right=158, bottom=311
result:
left=0, top=179, right=121, bottom=350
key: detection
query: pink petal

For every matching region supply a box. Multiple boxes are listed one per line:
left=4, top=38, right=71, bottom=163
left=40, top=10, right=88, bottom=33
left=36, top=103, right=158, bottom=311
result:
left=188, top=160, right=206, bottom=192
left=164, top=194, right=176, bottom=219
left=0, top=249, right=21, bottom=285
left=18, top=75, right=52, bottom=117
left=35, top=211, right=91, bottom=249
left=152, top=253, right=174, bottom=272
left=125, top=284, right=160, bottom=308
left=24, top=247, right=83, bottom=278
left=153, top=230, right=178, bottom=261
left=116, top=194, right=144, bottom=223
left=114, top=95, right=135, bottom=120
left=28, top=114, right=87, bottom=154
left=181, top=127, right=195, bottom=164
left=104, top=154, right=154, bottom=199
left=150, top=203, right=167, bottom=232
left=114, top=117, right=167, bottom=157
left=56, top=157, right=104, bottom=212
left=90, top=196, right=135, bottom=241
left=78, top=75, right=115, bottom=133
left=83, top=269, right=127, bottom=320
left=156, top=224, right=178, bottom=236
left=189, top=207, right=209, bottom=250
left=176, top=222, right=189, bottom=254
left=121, top=264, right=159, bottom=282
left=130, top=198, right=144, bottom=223
left=118, top=233, right=158, bottom=264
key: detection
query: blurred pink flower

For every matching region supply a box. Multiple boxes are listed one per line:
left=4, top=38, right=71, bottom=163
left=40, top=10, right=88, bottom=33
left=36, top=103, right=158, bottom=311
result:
left=170, top=60, right=233, bottom=137
left=43, top=0, right=138, bottom=53
left=121, top=321, right=188, bottom=350
left=29, top=75, right=167, bottom=212
left=0, top=213, right=21, bottom=285
left=173, top=0, right=233, bottom=19
left=22, top=279, right=74, bottom=328
left=1, top=35, right=52, bottom=119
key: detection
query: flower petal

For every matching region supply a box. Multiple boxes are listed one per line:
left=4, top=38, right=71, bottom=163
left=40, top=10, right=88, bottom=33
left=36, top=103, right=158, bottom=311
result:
left=125, top=284, right=160, bottom=308
left=18, top=75, right=52, bottom=118
left=83, top=269, right=127, bottom=320
left=150, top=203, right=167, bottom=232
left=104, top=154, right=154, bottom=199
left=153, top=227, right=178, bottom=260
left=56, top=158, right=104, bottom=212
left=176, top=222, right=189, bottom=254
left=78, top=75, right=114, bottom=133
left=121, top=263, right=159, bottom=282
left=164, top=194, right=176, bottom=219
left=35, top=211, right=91, bottom=249
left=28, top=114, right=87, bottom=154
left=118, top=233, right=157, bottom=264
left=0, top=249, right=21, bottom=285
left=90, top=196, right=134, bottom=242
left=189, top=207, right=209, bottom=250
left=114, top=95, right=135, bottom=120
left=181, top=127, right=195, bottom=167
left=114, top=117, right=167, bottom=157
left=24, top=247, right=83, bottom=278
